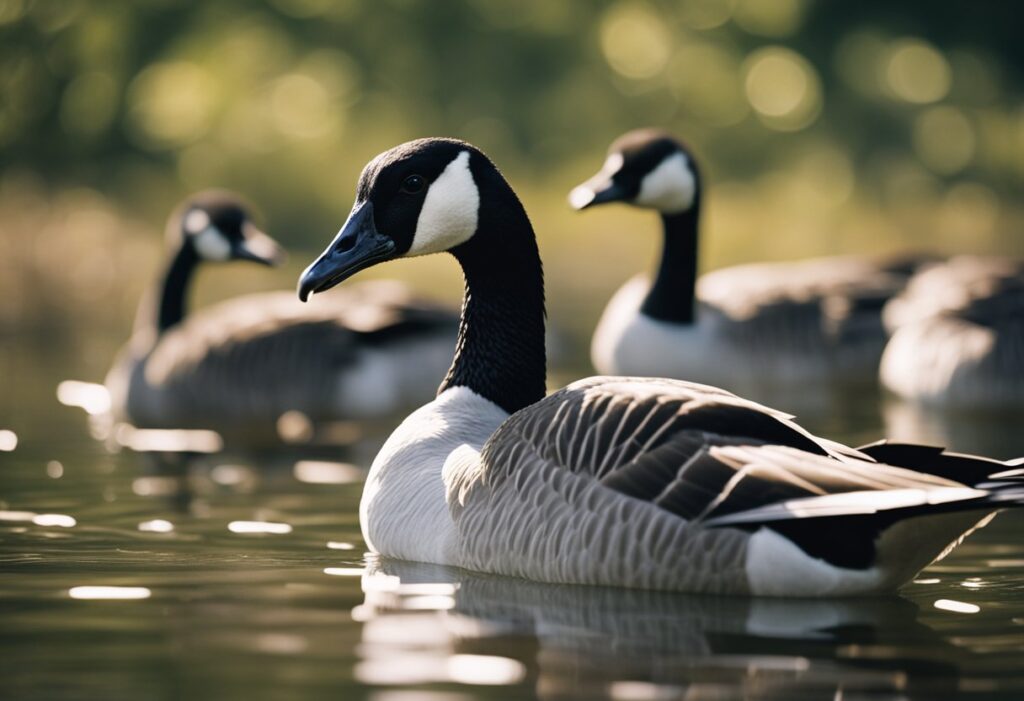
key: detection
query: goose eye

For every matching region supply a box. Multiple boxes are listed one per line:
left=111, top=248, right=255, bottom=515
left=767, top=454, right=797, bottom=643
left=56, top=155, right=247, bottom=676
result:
left=401, top=175, right=425, bottom=194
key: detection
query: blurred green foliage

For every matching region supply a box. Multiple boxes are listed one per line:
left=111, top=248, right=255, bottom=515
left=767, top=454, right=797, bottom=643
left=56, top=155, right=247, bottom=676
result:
left=2, top=0, right=1024, bottom=351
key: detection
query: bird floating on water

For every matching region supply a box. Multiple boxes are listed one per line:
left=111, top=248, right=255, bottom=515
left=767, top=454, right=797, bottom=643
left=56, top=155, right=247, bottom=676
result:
left=299, top=138, right=1023, bottom=596
left=570, top=129, right=926, bottom=395
left=104, top=190, right=458, bottom=443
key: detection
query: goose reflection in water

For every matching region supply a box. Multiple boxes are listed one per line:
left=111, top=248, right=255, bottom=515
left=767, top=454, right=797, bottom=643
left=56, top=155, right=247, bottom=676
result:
left=355, top=558, right=968, bottom=700
left=883, top=398, right=1024, bottom=462
left=125, top=442, right=377, bottom=516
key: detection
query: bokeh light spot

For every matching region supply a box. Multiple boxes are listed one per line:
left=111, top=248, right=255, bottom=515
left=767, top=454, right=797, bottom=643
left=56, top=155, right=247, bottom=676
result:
left=277, top=410, right=314, bottom=444
left=885, top=39, right=951, bottom=104
left=128, top=62, right=217, bottom=148
left=271, top=72, right=334, bottom=139
left=913, top=106, right=975, bottom=174
left=744, top=47, right=821, bottom=130
left=600, top=2, right=672, bottom=80
left=46, top=460, right=64, bottom=479
left=301, top=49, right=362, bottom=104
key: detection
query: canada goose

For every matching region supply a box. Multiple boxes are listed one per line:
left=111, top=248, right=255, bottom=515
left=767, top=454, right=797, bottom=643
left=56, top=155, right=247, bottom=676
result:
left=569, top=129, right=917, bottom=392
left=298, top=138, right=1022, bottom=596
left=880, top=256, right=1024, bottom=407
left=105, top=191, right=458, bottom=439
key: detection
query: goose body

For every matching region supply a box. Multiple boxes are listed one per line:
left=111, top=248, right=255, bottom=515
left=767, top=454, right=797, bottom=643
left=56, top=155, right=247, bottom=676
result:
left=366, top=377, right=1005, bottom=596
left=572, top=130, right=915, bottom=390
left=107, top=192, right=457, bottom=437
left=107, top=284, right=457, bottom=431
left=594, top=259, right=904, bottom=387
left=880, top=256, right=1024, bottom=407
left=299, top=138, right=1023, bottom=596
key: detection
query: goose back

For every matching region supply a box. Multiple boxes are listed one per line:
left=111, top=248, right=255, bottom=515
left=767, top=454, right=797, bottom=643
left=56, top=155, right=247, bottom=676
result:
left=447, top=377, right=992, bottom=595
left=881, top=257, right=1024, bottom=405
left=594, top=256, right=910, bottom=388
left=108, top=281, right=458, bottom=432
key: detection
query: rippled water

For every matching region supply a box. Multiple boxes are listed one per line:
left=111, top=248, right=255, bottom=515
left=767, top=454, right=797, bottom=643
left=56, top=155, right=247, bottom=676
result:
left=3, top=344, right=1024, bottom=700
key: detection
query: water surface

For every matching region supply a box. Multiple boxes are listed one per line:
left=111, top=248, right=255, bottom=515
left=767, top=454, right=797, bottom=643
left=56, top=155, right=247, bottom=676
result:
left=2, top=344, right=1024, bottom=701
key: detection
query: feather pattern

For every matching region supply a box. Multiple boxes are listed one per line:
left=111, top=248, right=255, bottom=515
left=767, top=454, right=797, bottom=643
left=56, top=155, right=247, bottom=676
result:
left=472, top=378, right=977, bottom=565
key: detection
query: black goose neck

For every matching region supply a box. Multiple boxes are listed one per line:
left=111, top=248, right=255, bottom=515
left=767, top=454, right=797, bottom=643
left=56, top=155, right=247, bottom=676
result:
left=156, top=243, right=199, bottom=333
left=440, top=194, right=547, bottom=415
left=640, top=207, right=699, bottom=324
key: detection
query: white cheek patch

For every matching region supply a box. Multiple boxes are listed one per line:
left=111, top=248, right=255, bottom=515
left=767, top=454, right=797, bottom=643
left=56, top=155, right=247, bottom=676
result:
left=636, top=152, right=696, bottom=214
left=192, top=227, right=231, bottom=261
left=407, top=150, right=480, bottom=256
left=184, top=209, right=210, bottom=234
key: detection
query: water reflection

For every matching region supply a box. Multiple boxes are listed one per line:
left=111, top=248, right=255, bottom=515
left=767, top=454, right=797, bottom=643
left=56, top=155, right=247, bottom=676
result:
left=293, top=460, right=363, bottom=485
left=355, top=558, right=980, bottom=700
left=883, top=398, right=1024, bottom=459
left=3, top=416, right=1023, bottom=700
left=55, top=380, right=111, bottom=416
left=94, top=435, right=379, bottom=517
left=5, top=338, right=1022, bottom=699
left=113, top=424, right=224, bottom=454
left=57, top=379, right=377, bottom=451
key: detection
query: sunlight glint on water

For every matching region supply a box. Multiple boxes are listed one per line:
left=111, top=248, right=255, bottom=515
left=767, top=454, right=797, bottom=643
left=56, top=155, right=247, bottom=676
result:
left=227, top=520, right=293, bottom=534
left=68, top=586, right=152, bottom=600
left=0, top=429, right=18, bottom=451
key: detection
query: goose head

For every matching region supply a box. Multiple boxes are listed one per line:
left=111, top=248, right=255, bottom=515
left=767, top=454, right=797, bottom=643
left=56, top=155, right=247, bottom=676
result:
left=569, top=129, right=700, bottom=215
left=299, top=138, right=523, bottom=301
left=176, top=192, right=286, bottom=266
